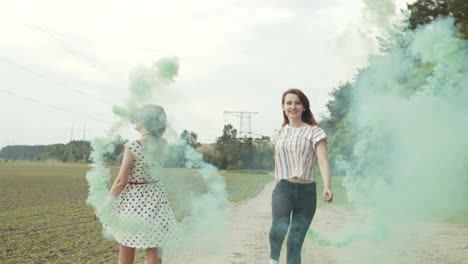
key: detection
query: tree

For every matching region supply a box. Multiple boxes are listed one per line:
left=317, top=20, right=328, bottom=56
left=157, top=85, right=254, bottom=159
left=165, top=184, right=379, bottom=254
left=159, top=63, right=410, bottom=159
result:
left=161, top=130, right=202, bottom=168
left=196, top=144, right=221, bottom=167
left=407, top=0, right=468, bottom=38
left=215, top=124, right=240, bottom=170
left=407, top=0, right=449, bottom=30
left=0, top=140, right=94, bottom=163
left=252, top=138, right=274, bottom=171
left=180, top=130, right=201, bottom=148
left=449, top=0, right=468, bottom=38
left=239, top=137, right=254, bottom=169
left=321, top=82, right=353, bottom=137
left=164, top=144, right=186, bottom=168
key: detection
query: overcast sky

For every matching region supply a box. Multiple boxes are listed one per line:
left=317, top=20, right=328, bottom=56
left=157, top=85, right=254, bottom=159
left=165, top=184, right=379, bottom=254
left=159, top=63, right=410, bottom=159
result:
left=0, top=0, right=410, bottom=147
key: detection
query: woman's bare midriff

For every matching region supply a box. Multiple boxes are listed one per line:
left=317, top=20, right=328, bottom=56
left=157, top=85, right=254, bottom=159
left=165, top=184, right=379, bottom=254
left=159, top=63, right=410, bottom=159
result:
left=286, top=177, right=314, bottom=184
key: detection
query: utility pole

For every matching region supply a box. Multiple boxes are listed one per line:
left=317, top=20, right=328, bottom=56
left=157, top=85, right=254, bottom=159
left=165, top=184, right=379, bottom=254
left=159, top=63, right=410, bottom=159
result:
left=83, top=123, right=86, bottom=141
left=70, top=123, right=87, bottom=141
left=224, top=111, right=259, bottom=138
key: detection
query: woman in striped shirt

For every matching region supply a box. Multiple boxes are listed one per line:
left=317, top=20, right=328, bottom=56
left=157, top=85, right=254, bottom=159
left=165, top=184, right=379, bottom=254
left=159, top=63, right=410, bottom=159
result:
left=268, top=88, right=333, bottom=264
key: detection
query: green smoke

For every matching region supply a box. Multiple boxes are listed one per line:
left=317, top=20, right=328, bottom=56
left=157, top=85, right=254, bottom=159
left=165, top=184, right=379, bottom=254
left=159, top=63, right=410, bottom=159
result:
left=85, top=57, right=228, bottom=254
left=362, top=0, right=396, bottom=31
left=309, top=16, right=468, bottom=264
left=349, top=16, right=468, bottom=220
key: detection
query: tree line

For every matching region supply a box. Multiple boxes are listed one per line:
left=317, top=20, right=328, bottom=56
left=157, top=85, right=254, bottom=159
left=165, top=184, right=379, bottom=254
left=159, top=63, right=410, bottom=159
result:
left=0, top=141, right=93, bottom=163
left=0, top=128, right=274, bottom=171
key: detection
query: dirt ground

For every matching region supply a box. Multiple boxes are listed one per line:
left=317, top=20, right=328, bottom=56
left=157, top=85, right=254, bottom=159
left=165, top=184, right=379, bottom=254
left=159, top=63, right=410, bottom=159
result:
left=165, top=182, right=468, bottom=264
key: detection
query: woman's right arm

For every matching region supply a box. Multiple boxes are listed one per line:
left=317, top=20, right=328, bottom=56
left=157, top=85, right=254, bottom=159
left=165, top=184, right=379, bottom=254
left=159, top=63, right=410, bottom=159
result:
left=109, top=146, right=134, bottom=197
left=94, top=146, right=134, bottom=220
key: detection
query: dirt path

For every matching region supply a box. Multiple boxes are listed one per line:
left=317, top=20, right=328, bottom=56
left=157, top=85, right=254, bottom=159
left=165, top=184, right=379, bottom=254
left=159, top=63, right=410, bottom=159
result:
left=165, top=182, right=468, bottom=264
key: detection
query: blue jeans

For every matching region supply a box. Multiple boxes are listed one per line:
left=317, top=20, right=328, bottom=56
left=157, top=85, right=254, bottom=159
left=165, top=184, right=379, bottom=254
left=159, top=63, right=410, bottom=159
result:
left=269, top=180, right=317, bottom=264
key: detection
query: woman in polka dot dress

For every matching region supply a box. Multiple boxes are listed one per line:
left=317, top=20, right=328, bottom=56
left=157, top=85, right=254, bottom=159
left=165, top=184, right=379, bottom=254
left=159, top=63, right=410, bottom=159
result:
left=106, top=105, right=178, bottom=264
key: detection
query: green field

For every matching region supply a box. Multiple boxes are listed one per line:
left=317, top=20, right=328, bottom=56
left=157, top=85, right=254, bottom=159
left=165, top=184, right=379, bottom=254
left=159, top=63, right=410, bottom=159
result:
left=0, top=162, right=274, bottom=263
left=0, top=161, right=352, bottom=263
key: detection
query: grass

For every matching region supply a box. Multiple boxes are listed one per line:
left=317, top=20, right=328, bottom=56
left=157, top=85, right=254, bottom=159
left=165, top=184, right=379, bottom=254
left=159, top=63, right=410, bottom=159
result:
left=222, top=170, right=273, bottom=202
left=314, top=174, right=348, bottom=208
left=0, top=161, right=273, bottom=263
left=0, top=161, right=355, bottom=263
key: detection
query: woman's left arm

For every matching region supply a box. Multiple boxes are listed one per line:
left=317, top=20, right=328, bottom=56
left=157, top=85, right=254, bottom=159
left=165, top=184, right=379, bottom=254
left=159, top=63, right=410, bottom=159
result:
left=316, top=140, right=333, bottom=203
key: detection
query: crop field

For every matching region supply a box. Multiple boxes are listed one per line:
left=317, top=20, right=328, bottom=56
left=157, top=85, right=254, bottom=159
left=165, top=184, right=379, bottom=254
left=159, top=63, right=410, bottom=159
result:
left=0, top=162, right=274, bottom=263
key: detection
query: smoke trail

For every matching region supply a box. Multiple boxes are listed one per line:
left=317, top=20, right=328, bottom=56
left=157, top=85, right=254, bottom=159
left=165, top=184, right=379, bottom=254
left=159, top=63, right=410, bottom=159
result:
left=310, top=16, right=468, bottom=264
left=349, top=17, right=468, bottom=220
left=86, top=57, right=228, bottom=254
left=332, top=0, right=399, bottom=77
left=362, top=0, right=396, bottom=31
left=173, top=145, right=229, bottom=252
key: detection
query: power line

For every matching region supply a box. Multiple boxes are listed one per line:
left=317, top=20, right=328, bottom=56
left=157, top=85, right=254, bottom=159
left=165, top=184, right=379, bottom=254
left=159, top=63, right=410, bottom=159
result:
left=176, top=111, right=223, bottom=135
left=24, top=23, right=127, bottom=85
left=224, top=111, right=259, bottom=138
left=23, top=23, right=226, bottom=133
left=23, top=23, right=222, bottom=134
left=0, top=56, right=221, bottom=139
left=71, top=123, right=87, bottom=141
left=0, top=88, right=110, bottom=124
left=20, top=23, right=232, bottom=141
left=0, top=56, right=114, bottom=106
left=0, top=86, right=228, bottom=143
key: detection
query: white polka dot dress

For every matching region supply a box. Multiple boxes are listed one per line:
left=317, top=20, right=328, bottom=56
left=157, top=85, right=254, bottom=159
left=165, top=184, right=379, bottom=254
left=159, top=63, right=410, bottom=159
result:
left=110, top=140, right=178, bottom=249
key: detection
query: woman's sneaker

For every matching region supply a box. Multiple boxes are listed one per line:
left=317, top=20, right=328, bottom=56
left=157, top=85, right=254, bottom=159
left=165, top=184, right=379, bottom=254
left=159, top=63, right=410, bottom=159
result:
left=269, top=260, right=279, bottom=264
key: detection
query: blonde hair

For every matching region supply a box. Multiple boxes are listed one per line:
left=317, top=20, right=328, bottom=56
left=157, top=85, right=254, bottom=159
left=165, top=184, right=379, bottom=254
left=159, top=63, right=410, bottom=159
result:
left=132, top=105, right=167, bottom=137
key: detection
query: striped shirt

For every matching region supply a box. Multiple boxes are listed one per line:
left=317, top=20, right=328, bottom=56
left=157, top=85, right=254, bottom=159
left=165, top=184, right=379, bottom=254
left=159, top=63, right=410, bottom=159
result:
left=272, top=124, right=327, bottom=182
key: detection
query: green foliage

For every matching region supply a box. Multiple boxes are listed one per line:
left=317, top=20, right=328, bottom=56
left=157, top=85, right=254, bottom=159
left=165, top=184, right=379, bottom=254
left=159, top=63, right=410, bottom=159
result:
left=202, top=124, right=274, bottom=171
left=321, top=82, right=353, bottom=136
left=449, top=0, right=468, bottom=38
left=327, top=118, right=356, bottom=175
left=0, top=145, right=47, bottom=160
left=164, top=130, right=203, bottom=168
left=319, top=82, right=356, bottom=173
left=195, top=143, right=220, bottom=167
left=180, top=130, right=201, bottom=148
left=215, top=124, right=239, bottom=169
left=0, top=139, right=127, bottom=164
left=407, top=0, right=449, bottom=30
left=407, top=0, right=468, bottom=38
left=164, top=144, right=186, bottom=168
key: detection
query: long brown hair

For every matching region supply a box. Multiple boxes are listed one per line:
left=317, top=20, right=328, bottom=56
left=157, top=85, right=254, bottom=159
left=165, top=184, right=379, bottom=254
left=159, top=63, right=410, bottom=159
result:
left=281, top=88, right=317, bottom=127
